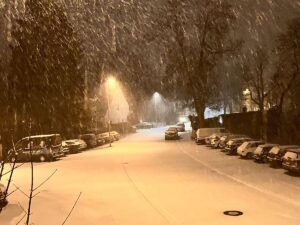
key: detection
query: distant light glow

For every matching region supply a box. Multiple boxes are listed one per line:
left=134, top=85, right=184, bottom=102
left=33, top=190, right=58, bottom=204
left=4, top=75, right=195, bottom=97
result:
left=154, top=92, right=160, bottom=99
left=243, top=88, right=250, bottom=95
left=179, top=116, right=187, bottom=123
left=107, top=77, right=116, bottom=87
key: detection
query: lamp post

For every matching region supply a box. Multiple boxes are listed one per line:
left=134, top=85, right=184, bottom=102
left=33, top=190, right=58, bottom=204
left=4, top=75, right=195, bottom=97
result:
left=106, top=77, right=115, bottom=147
left=154, top=92, right=159, bottom=126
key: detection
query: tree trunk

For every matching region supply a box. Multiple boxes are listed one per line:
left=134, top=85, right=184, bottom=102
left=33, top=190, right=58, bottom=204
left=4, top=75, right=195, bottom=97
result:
left=261, top=109, right=268, bottom=141
left=194, top=99, right=205, bottom=128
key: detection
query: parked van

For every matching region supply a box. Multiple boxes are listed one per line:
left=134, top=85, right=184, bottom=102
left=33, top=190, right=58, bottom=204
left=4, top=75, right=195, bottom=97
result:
left=8, top=134, right=63, bottom=162
left=196, top=128, right=227, bottom=145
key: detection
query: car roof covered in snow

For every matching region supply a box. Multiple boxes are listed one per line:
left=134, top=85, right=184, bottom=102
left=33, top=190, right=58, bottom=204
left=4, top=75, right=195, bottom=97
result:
left=230, top=137, right=251, bottom=141
left=246, top=140, right=264, bottom=143
left=258, top=144, right=278, bottom=148
left=22, top=134, right=60, bottom=139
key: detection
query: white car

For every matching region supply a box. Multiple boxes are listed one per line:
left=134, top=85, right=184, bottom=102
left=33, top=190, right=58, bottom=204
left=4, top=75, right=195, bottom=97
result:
left=237, top=140, right=265, bottom=159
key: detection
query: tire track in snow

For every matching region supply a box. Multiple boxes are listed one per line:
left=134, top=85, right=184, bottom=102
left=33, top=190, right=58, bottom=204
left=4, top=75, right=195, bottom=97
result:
left=180, top=148, right=300, bottom=208
left=121, top=162, right=180, bottom=225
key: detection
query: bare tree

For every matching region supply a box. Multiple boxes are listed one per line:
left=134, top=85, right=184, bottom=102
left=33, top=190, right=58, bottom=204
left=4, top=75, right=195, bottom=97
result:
left=160, top=0, right=241, bottom=127
left=241, top=47, right=273, bottom=140
left=273, top=17, right=300, bottom=112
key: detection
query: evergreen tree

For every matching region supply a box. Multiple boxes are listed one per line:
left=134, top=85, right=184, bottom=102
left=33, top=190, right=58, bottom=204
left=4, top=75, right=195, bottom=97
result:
left=10, top=0, right=88, bottom=138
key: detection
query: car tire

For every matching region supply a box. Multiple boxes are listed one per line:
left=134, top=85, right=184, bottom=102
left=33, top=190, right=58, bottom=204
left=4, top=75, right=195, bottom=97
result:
left=246, top=153, right=252, bottom=159
left=263, top=157, right=268, bottom=163
left=39, top=155, right=47, bottom=162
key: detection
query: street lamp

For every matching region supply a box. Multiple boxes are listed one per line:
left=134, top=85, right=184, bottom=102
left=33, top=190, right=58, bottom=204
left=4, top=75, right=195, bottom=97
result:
left=106, top=77, right=116, bottom=147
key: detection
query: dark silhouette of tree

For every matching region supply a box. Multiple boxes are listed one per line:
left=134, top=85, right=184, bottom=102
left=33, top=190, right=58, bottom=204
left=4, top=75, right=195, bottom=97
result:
left=241, top=47, right=273, bottom=140
left=160, top=0, right=242, bottom=127
left=274, top=17, right=300, bottom=112
left=9, top=0, right=88, bottom=138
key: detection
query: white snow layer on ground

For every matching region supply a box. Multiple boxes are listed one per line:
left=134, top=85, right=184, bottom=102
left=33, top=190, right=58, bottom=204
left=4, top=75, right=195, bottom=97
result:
left=0, top=126, right=300, bottom=225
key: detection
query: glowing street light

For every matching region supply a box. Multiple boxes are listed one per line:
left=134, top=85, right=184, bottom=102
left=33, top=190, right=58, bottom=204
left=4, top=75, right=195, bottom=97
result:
left=107, top=77, right=116, bottom=87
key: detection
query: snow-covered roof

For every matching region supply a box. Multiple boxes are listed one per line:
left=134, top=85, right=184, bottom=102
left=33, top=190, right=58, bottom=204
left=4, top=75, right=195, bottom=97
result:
left=22, top=134, right=60, bottom=139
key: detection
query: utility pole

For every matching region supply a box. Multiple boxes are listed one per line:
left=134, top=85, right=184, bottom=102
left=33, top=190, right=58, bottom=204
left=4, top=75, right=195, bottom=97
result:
left=107, top=84, right=112, bottom=147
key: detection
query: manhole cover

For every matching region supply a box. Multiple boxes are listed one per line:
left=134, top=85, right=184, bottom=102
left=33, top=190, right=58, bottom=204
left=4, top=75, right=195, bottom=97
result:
left=223, top=210, right=243, bottom=216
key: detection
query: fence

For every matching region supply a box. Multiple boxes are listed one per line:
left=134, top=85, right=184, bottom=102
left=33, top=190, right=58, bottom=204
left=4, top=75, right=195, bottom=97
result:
left=215, top=109, right=300, bottom=144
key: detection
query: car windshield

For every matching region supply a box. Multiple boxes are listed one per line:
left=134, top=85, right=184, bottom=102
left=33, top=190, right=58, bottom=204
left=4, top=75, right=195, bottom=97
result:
left=284, top=152, right=298, bottom=159
left=239, top=141, right=249, bottom=149
left=270, top=146, right=280, bottom=154
left=227, top=140, right=234, bottom=145
left=255, top=146, right=263, bottom=154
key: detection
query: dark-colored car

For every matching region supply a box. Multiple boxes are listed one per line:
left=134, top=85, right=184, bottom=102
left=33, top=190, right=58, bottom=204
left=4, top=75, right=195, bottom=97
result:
left=165, top=127, right=179, bottom=140
left=79, top=134, right=97, bottom=148
left=0, top=184, right=8, bottom=209
left=8, top=134, right=63, bottom=162
left=62, top=140, right=81, bottom=154
left=135, top=122, right=154, bottom=129
left=224, top=137, right=252, bottom=155
left=253, top=144, right=278, bottom=163
left=175, top=123, right=185, bottom=132
left=282, top=148, right=300, bottom=173
left=267, top=145, right=300, bottom=167
left=219, top=134, right=248, bottom=149
left=97, top=132, right=115, bottom=145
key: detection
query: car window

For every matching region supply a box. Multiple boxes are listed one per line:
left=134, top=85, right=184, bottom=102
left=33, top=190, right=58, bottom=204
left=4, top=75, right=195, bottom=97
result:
left=14, top=140, right=22, bottom=150
left=270, top=146, right=280, bottom=154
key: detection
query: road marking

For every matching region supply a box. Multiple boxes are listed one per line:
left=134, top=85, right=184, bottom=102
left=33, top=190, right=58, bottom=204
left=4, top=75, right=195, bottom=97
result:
left=180, top=148, right=300, bottom=208
left=121, top=163, right=180, bottom=225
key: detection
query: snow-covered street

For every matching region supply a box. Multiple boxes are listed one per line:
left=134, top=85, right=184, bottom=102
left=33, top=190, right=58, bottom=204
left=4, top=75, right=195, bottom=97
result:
left=1, top=127, right=300, bottom=225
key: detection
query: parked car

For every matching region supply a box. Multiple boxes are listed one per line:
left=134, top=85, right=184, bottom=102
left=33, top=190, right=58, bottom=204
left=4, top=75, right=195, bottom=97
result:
left=61, top=141, right=70, bottom=155
left=207, top=133, right=231, bottom=147
left=268, top=145, right=300, bottom=167
left=135, top=122, right=154, bottom=129
left=79, top=134, right=97, bottom=148
left=7, top=134, right=63, bottom=162
left=212, top=133, right=233, bottom=148
left=0, top=184, right=8, bottom=209
left=77, top=139, right=87, bottom=150
left=253, top=144, right=278, bottom=163
left=282, top=148, right=300, bottom=174
left=110, top=131, right=121, bottom=141
left=62, top=139, right=81, bottom=154
left=96, top=133, right=108, bottom=145
left=165, top=127, right=179, bottom=140
left=196, top=128, right=227, bottom=145
left=237, top=140, right=265, bottom=159
left=219, top=134, right=249, bottom=149
left=224, top=137, right=252, bottom=155
left=175, top=123, right=185, bottom=132
left=97, top=132, right=114, bottom=145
